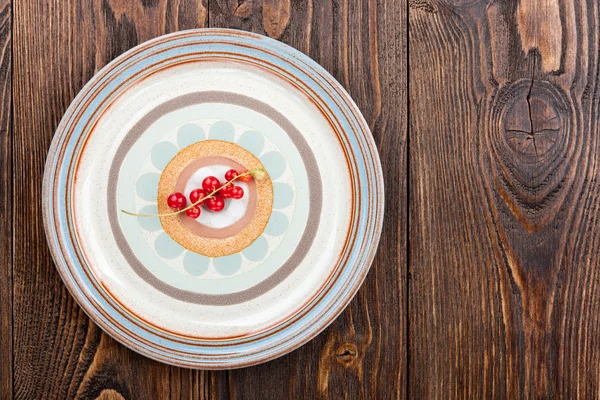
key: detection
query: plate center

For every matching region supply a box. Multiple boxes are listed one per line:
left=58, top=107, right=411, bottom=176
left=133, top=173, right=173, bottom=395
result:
left=158, top=140, right=274, bottom=258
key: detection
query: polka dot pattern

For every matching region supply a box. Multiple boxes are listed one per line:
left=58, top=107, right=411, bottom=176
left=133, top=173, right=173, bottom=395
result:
left=237, top=130, right=264, bottom=156
left=155, top=233, right=185, bottom=259
left=177, top=123, right=205, bottom=148
left=136, top=120, right=293, bottom=277
left=260, top=152, right=287, bottom=180
left=183, top=252, right=210, bottom=276
left=214, top=254, right=242, bottom=276
left=137, top=205, right=162, bottom=231
left=136, top=173, right=160, bottom=201
left=151, top=142, right=179, bottom=170
left=264, top=211, right=289, bottom=236
left=242, top=236, right=269, bottom=262
left=208, top=121, right=235, bottom=142
left=272, top=183, right=293, bottom=209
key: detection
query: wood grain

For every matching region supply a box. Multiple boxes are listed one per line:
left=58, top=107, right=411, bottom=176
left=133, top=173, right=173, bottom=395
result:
left=0, top=0, right=11, bottom=397
left=410, top=0, right=600, bottom=398
left=209, top=0, right=407, bottom=398
left=12, top=0, right=206, bottom=398
left=8, top=0, right=405, bottom=398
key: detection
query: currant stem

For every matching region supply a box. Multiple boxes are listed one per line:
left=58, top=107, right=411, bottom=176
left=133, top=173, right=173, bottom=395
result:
left=120, top=168, right=265, bottom=218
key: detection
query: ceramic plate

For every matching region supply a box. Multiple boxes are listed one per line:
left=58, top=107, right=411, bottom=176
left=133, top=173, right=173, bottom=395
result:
left=43, top=29, right=384, bottom=369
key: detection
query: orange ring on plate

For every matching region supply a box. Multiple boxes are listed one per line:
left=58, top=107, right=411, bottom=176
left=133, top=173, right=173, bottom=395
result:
left=158, top=140, right=273, bottom=257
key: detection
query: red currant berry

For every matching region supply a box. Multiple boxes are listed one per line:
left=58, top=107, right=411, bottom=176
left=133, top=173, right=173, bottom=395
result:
left=189, top=188, right=208, bottom=205
left=167, top=192, right=187, bottom=211
left=231, top=186, right=245, bottom=199
left=206, top=194, right=225, bottom=212
left=185, top=206, right=201, bottom=219
left=224, top=169, right=239, bottom=182
left=221, top=184, right=234, bottom=199
left=238, top=170, right=253, bottom=183
left=202, top=176, right=221, bottom=192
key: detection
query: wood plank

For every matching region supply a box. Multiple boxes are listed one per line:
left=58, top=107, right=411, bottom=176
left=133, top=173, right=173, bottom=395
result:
left=0, top=0, right=11, bottom=397
left=409, top=1, right=600, bottom=397
left=12, top=0, right=206, bottom=397
left=209, top=0, right=407, bottom=398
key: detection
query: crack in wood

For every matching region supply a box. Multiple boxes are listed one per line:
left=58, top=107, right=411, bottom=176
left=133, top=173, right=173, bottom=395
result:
left=526, top=58, right=538, bottom=157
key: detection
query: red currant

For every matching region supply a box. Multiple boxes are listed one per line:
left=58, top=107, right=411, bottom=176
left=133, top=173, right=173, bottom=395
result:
left=224, top=169, right=239, bottom=182
left=189, top=188, right=208, bottom=205
left=167, top=192, right=187, bottom=211
left=185, top=206, right=201, bottom=219
left=202, top=176, right=221, bottom=192
left=221, top=184, right=234, bottom=199
left=206, top=194, right=225, bottom=212
left=238, top=171, right=253, bottom=183
left=231, top=186, right=244, bottom=199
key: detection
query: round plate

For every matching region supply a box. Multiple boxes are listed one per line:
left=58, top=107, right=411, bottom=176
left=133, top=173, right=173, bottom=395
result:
left=43, top=29, right=384, bottom=369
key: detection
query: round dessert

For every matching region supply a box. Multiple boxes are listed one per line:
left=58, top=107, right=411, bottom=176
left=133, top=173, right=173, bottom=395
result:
left=157, top=140, right=273, bottom=257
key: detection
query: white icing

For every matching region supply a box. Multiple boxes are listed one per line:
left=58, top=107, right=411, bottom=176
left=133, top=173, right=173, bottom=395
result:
left=183, top=164, right=250, bottom=228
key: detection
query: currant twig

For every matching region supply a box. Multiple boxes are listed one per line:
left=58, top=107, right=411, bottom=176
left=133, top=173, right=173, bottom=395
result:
left=121, top=168, right=265, bottom=218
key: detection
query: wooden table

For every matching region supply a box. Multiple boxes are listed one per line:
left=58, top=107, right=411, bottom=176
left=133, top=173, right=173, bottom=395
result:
left=2, top=0, right=598, bottom=398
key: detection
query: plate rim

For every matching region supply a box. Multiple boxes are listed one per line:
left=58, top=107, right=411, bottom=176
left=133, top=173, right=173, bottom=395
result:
left=43, top=28, right=385, bottom=369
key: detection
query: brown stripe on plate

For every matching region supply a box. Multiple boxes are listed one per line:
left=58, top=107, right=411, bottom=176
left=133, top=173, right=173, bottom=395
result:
left=107, top=91, right=322, bottom=305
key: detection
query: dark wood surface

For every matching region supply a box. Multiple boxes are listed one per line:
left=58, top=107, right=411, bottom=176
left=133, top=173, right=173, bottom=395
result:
left=0, top=0, right=11, bottom=397
left=6, top=0, right=600, bottom=399
left=5, top=0, right=407, bottom=399
left=410, top=0, right=600, bottom=398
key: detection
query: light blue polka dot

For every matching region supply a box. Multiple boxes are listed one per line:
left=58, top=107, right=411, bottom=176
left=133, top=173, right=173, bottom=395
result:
left=151, top=142, right=179, bottom=170
left=237, top=130, right=265, bottom=156
left=154, top=233, right=184, bottom=259
left=273, top=183, right=294, bottom=209
left=183, top=252, right=210, bottom=276
left=242, top=236, right=268, bottom=262
left=213, top=253, right=242, bottom=276
left=136, top=173, right=160, bottom=201
left=137, top=205, right=161, bottom=231
left=177, top=123, right=205, bottom=148
left=264, top=212, right=289, bottom=236
left=260, top=152, right=286, bottom=180
left=209, top=121, right=235, bottom=142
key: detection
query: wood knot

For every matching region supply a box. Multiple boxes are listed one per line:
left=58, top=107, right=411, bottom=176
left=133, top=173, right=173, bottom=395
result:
left=335, top=343, right=358, bottom=366
left=496, top=79, right=568, bottom=168
left=408, top=0, right=437, bottom=13
left=484, top=79, right=573, bottom=231
left=262, top=0, right=290, bottom=39
left=234, top=0, right=253, bottom=18
left=504, top=92, right=560, bottom=157
left=96, top=389, right=126, bottom=400
left=409, top=0, right=483, bottom=11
